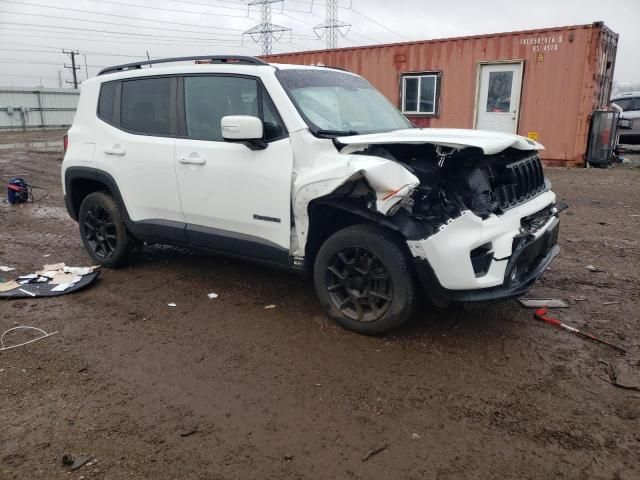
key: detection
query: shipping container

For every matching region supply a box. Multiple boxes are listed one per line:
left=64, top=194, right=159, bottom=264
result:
left=264, top=22, right=618, bottom=167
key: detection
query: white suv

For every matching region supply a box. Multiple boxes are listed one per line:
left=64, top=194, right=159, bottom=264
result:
left=62, top=56, right=563, bottom=335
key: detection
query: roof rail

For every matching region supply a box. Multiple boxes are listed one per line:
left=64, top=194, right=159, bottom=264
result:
left=98, top=55, right=269, bottom=76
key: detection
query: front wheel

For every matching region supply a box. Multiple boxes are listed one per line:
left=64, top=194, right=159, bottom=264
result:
left=78, top=191, right=137, bottom=267
left=313, top=224, right=417, bottom=335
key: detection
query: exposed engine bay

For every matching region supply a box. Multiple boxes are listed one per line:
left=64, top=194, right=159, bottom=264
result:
left=316, top=142, right=552, bottom=240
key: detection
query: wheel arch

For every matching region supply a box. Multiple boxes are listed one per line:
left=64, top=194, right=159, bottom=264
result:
left=305, top=198, right=416, bottom=272
left=64, top=167, right=131, bottom=223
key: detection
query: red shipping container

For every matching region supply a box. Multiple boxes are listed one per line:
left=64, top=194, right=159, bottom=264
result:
left=264, top=22, right=618, bottom=167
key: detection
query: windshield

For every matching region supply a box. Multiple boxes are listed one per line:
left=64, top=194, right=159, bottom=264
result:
left=276, top=69, right=412, bottom=136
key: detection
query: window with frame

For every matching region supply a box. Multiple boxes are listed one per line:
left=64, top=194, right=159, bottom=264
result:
left=97, top=81, right=117, bottom=124
left=401, top=73, right=439, bottom=115
left=183, top=76, right=286, bottom=142
left=121, top=77, right=172, bottom=135
left=613, top=97, right=640, bottom=112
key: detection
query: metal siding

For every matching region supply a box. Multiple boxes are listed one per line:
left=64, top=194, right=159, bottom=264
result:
left=265, top=23, right=617, bottom=167
left=0, top=87, right=79, bottom=129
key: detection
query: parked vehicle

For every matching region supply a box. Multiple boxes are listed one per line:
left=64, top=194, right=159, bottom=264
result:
left=62, top=56, right=564, bottom=335
left=612, top=92, right=640, bottom=145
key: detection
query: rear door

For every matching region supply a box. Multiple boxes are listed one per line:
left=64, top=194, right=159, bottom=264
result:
left=475, top=62, right=523, bottom=133
left=174, top=74, right=293, bottom=264
left=94, top=76, right=186, bottom=241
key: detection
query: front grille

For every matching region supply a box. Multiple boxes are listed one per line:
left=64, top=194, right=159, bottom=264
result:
left=495, top=155, right=546, bottom=210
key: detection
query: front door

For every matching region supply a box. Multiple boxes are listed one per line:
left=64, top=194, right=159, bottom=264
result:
left=174, top=74, right=293, bottom=265
left=475, top=62, right=523, bottom=133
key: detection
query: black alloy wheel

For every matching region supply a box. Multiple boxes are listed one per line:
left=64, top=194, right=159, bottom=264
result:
left=78, top=191, right=138, bottom=267
left=83, top=204, right=118, bottom=258
left=325, top=246, right=393, bottom=322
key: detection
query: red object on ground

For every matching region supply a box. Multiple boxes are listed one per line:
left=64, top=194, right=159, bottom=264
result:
left=534, top=308, right=625, bottom=354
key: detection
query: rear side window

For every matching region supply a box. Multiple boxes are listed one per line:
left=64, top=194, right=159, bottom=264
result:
left=97, top=81, right=117, bottom=123
left=121, top=77, right=172, bottom=135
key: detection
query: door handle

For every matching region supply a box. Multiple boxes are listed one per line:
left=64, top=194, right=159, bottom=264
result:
left=178, top=153, right=207, bottom=165
left=104, top=145, right=126, bottom=156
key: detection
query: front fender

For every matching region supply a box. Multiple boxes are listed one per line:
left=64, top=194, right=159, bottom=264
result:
left=291, top=154, right=419, bottom=256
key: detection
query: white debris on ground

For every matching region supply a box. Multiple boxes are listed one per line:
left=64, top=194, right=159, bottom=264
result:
left=0, top=262, right=99, bottom=295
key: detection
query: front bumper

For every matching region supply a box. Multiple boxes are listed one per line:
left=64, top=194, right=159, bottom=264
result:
left=414, top=221, right=559, bottom=304
left=407, top=190, right=561, bottom=304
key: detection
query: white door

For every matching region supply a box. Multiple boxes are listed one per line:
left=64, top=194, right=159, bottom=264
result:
left=174, top=75, right=293, bottom=264
left=476, top=63, right=523, bottom=133
left=95, top=77, right=185, bottom=228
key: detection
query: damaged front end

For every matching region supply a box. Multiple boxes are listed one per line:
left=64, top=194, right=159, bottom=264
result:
left=294, top=131, right=564, bottom=305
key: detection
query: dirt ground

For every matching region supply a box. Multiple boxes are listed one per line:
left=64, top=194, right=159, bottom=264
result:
left=1, top=129, right=639, bottom=480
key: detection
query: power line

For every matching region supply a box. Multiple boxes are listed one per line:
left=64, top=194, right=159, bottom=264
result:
left=0, top=21, right=243, bottom=43
left=347, top=7, right=411, bottom=41
left=77, top=0, right=253, bottom=25
left=0, top=9, right=246, bottom=39
left=0, top=58, right=106, bottom=68
left=0, top=0, right=250, bottom=35
left=166, top=0, right=249, bottom=11
left=3, top=73, right=60, bottom=79
left=0, top=28, right=252, bottom=48
left=0, top=46, right=147, bottom=59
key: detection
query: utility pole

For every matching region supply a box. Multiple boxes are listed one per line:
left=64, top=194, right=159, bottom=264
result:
left=58, top=70, right=63, bottom=88
left=63, top=49, right=80, bottom=89
left=314, top=0, right=351, bottom=49
left=243, top=0, right=290, bottom=55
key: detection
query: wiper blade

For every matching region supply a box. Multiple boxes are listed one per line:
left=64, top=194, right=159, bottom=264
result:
left=315, top=129, right=360, bottom=138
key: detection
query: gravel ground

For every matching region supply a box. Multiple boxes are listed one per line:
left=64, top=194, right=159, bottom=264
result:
left=1, top=130, right=639, bottom=480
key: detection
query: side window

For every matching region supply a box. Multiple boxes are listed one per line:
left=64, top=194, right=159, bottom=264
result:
left=121, top=77, right=172, bottom=135
left=184, top=76, right=259, bottom=141
left=401, top=73, right=439, bottom=115
left=183, top=76, right=287, bottom=142
left=630, top=98, right=640, bottom=111
left=97, top=81, right=117, bottom=123
left=262, top=91, right=286, bottom=141
left=613, top=99, right=631, bottom=111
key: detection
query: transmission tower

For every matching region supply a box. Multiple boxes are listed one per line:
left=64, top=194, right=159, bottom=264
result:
left=314, top=0, right=351, bottom=49
left=244, top=0, right=291, bottom=55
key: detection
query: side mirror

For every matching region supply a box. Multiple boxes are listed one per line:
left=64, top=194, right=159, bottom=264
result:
left=221, top=115, right=266, bottom=150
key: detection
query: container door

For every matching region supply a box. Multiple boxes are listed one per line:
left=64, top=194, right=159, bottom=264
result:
left=475, top=63, right=523, bottom=133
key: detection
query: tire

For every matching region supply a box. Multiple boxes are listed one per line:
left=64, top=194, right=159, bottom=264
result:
left=78, top=191, right=136, bottom=268
left=313, top=224, right=417, bottom=335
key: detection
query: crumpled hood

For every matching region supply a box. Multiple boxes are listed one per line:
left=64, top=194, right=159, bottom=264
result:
left=337, top=128, right=544, bottom=155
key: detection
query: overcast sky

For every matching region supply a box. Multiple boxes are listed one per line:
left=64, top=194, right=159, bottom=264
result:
left=0, top=0, right=638, bottom=88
